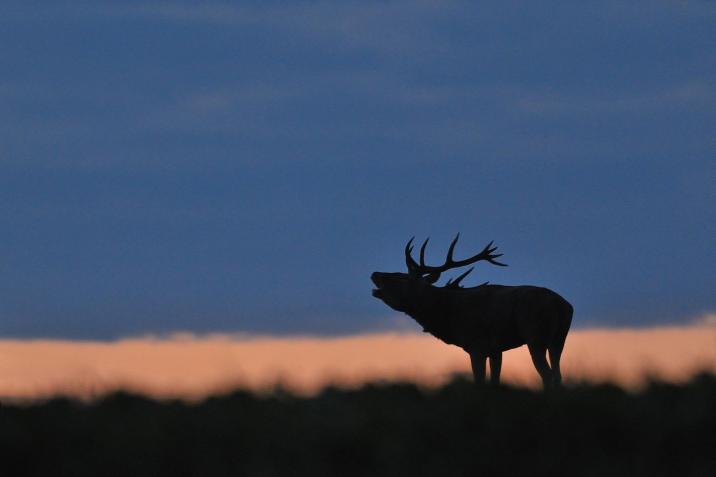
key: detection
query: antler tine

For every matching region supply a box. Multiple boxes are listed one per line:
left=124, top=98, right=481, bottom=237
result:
left=419, top=238, right=430, bottom=267
left=452, top=267, right=474, bottom=286
left=444, top=267, right=474, bottom=289
left=454, top=267, right=475, bottom=287
left=483, top=240, right=507, bottom=267
left=404, top=237, right=420, bottom=272
left=446, top=233, right=460, bottom=262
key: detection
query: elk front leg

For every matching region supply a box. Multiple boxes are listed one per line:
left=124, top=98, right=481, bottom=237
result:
left=489, top=353, right=502, bottom=385
left=469, top=352, right=486, bottom=384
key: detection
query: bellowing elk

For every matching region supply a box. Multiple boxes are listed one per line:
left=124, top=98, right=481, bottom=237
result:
left=371, top=235, right=573, bottom=388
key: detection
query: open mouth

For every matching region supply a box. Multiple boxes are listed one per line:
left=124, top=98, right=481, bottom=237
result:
left=371, top=274, right=383, bottom=298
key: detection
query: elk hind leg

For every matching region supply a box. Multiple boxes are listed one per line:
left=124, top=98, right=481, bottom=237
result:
left=527, top=344, right=553, bottom=389
left=547, top=347, right=562, bottom=387
left=489, top=353, right=502, bottom=385
left=548, top=306, right=572, bottom=387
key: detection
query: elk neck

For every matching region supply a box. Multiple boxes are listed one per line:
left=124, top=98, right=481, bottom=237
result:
left=405, top=283, right=458, bottom=328
left=406, top=284, right=493, bottom=330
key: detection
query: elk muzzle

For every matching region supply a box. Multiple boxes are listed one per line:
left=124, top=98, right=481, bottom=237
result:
left=371, top=272, right=385, bottom=298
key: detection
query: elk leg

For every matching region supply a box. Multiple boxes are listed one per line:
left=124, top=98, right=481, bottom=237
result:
left=469, top=353, right=486, bottom=384
left=489, top=353, right=502, bottom=385
left=527, top=344, right=553, bottom=389
left=548, top=347, right=562, bottom=387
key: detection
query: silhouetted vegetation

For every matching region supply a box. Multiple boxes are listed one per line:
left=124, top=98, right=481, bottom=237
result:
left=1, top=375, right=714, bottom=476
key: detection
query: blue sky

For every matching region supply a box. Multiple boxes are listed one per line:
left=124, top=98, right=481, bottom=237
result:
left=1, top=1, right=714, bottom=339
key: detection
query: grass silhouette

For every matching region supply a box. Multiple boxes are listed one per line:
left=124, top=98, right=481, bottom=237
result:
left=1, top=374, right=714, bottom=476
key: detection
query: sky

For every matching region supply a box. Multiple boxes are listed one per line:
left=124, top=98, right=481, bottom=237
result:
left=1, top=1, right=715, bottom=339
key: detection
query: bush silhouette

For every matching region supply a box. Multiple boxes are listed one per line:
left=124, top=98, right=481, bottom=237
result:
left=0, top=375, right=714, bottom=476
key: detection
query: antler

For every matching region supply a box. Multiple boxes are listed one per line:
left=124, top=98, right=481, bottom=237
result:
left=405, top=237, right=440, bottom=282
left=405, top=234, right=507, bottom=282
left=417, top=233, right=507, bottom=271
left=444, top=267, right=474, bottom=288
left=445, top=268, right=491, bottom=289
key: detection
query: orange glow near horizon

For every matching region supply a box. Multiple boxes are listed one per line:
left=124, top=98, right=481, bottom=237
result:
left=0, top=323, right=714, bottom=401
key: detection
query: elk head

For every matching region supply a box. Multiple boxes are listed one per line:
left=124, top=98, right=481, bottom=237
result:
left=371, top=234, right=507, bottom=313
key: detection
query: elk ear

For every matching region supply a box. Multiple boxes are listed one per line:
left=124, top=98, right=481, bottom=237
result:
left=423, top=272, right=441, bottom=284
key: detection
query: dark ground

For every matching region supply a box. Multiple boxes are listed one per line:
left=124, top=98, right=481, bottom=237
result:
left=0, top=374, right=714, bottom=477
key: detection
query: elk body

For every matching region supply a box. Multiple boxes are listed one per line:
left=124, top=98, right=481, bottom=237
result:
left=371, top=235, right=573, bottom=388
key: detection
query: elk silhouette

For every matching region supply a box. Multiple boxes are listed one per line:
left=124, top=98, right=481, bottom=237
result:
left=371, top=235, right=573, bottom=388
